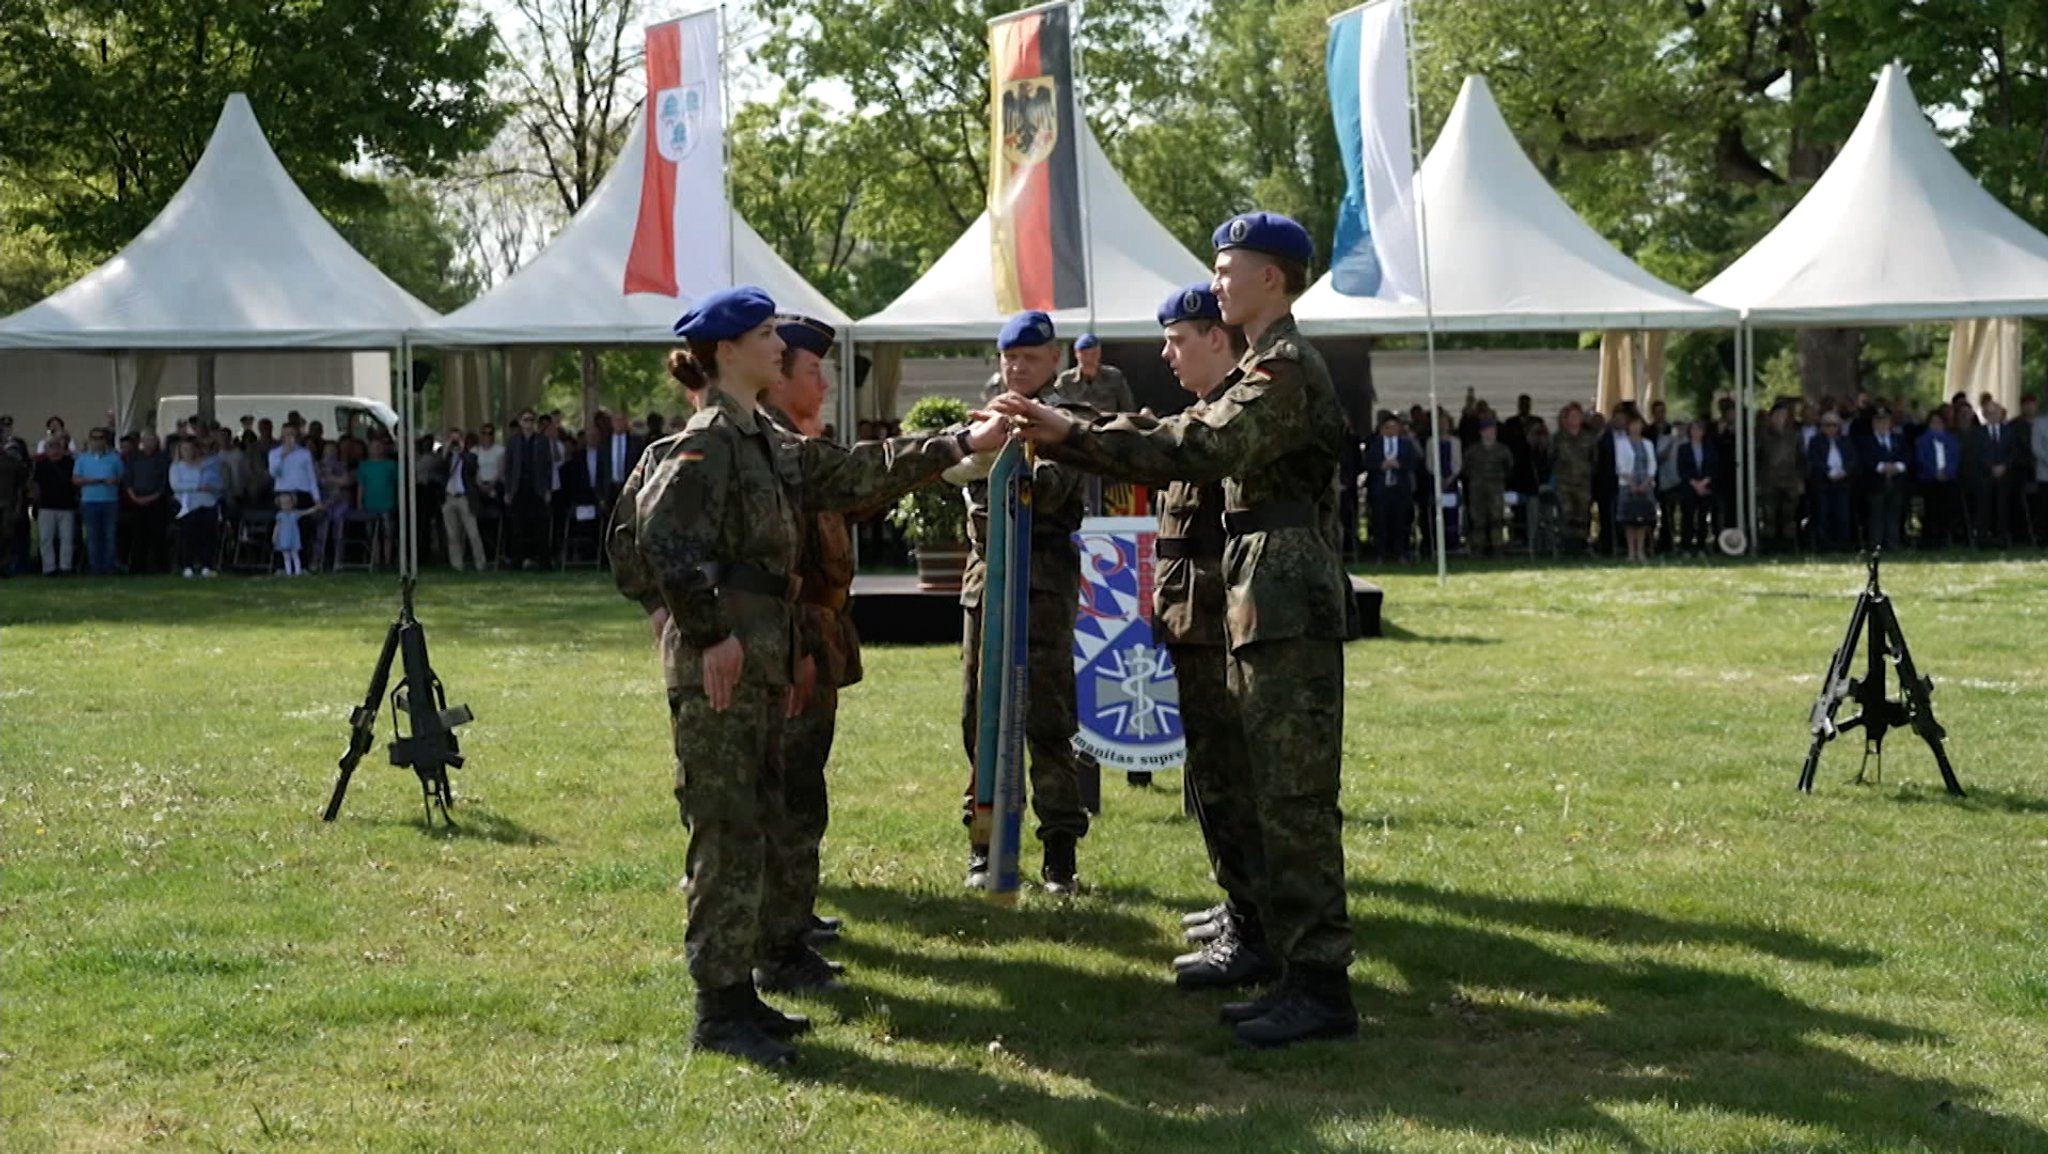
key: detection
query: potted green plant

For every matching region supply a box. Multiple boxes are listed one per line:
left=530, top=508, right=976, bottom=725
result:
left=889, top=395, right=971, bottom=591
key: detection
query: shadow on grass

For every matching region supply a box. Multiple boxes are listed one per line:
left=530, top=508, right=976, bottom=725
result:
left=822, top=881, right=1163, bottom=963
left=340, top=805, right=554, bottom=846
left=1377, top=622, right=1500, bottom=645
left=791, top=882, right=2038, bottom=1154
left=1887, top=782, right=2048, bottom=815
left=1352, top=879, right=1881, bottom=967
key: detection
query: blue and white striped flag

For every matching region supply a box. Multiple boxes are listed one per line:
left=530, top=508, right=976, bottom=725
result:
left=1327, top=0, right=1423, bottom=301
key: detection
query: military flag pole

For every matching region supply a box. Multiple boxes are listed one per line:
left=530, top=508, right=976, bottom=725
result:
left=1394, top=0, right=1447, bottom=585
left=1072, top=0, right=1098, bottom=338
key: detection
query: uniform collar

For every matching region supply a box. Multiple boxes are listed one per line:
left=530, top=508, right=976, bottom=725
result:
left=707, top=386, right=761, bottom=434
left=1241, top=313, right=1301, bottom=366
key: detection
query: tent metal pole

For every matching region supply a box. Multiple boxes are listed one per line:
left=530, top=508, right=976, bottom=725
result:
left=1398, top=0, right=1446, bottom=585
left=1744, top=324, right=1759, bottom=552
left=1733, top=322, right=1748, bottom=554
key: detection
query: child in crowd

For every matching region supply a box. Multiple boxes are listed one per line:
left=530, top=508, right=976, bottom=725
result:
left=272, top=490, right=305, bottom=575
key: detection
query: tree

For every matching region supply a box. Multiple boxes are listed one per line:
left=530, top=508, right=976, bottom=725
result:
left=0, top=0, right=501, bottom=263
left=495, top=0, right=644, bottom=216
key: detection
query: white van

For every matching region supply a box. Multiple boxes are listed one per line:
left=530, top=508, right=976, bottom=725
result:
left=157, top=394, right=402, bottom=441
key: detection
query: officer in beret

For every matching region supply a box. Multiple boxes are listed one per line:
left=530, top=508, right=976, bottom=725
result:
left=992, top=212, right=1358, bottom=1048
left=749, top=314, right=860, bottom=991
left=1148, top=283, right=1276, bottom=992
left=1056, top=333, right=1137, bottom=415
left=957, top=310, right=1093, bottom=895
left=1463, top=418, right=1513, bottom=559
left=609, top=286, right=1008, bottom=1067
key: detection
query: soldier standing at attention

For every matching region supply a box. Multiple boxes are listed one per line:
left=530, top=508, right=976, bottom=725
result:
left=751, top=315, right=860, bottom=993
left=609, top=286, right=1005, bottom=1067
left=957, top=312, right=1092, bottom=895
left=1149, top=282, right=1275, bottom=993
left=1759, top=401, right=1806, bottom=553
left=993, top=212, right=1357, bottom=1048
left=1550, top=403, right=1598, bottom=556
left=1056, top=333, right=1138, bottom=415
left=1463, top=418, right=1513, bottom=559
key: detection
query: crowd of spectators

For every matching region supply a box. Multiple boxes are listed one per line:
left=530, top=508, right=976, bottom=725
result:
left=1339, top=389, right=2046, bottom=562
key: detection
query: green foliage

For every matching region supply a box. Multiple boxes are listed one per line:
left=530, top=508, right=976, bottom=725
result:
left=901, top=395, right=968, bottom=433
left=887, top=396, right=970, bottom=545
left=4, top=563, right=2048, bottom=1150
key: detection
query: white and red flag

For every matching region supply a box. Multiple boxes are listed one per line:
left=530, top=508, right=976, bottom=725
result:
left=624, top=9, right=728, bottom=298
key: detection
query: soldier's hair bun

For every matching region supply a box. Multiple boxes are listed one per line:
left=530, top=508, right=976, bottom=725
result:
left=667, top=344, right=718, bottom=392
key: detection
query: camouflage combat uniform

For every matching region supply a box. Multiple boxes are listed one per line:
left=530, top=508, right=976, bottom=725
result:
left=957, top=382, right=1090, bottom=847
left=1462, top=439, right=1514, bottom=557
left=1760, top=422, right=1806, bottom=548
left=609, top=389, right=967, bottom=990
left=1040, top=315, right=1354, bottom=977
left=759, top=404, right=862, bottom=952
left=1153, top=385, right=1264, bottom=938
left=1055, top=364, right=1136, bottom=415
left=1550, top=426, right=1599, bottom=550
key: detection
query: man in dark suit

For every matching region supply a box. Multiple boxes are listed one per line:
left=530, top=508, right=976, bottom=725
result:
left=560, top=427, right=603, bottom=509
left=599, top=419, right=645, bottom=507
left=501, top=407, right=555, bottom=569
left=1806, top=412, right=1858, bottom=551
left=1964, top=401, right=2017, bottom=547
left=1592, top=407, right=1624, bottom=556
left=1367, top=414, right=1424, bottom=563
left=1674, top=420, right=1716, bottom=554
left=1864, top=409, right=1911, bottom=552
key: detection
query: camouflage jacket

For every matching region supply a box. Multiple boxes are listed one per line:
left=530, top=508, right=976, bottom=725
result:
left=961, top=383, right=1088, bottom=610
left=1055, top=364, right=1136, bottom=414
left=1043, top=314, right=1349, bottom=650
left=1761, top=426, right=1806, bottom=491
left=609, top=388, right=963, bottom=689
left=1153, top=382, right=1229, bottom=650
left=1464, top=441, right=1513, bottom=491
left=762, top=404, right=863, bottom=689
left=1551, top=428, right=1599, bottom=489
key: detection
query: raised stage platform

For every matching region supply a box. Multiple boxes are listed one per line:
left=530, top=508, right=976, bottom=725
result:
left=849, top=574, right=1384, bottom=645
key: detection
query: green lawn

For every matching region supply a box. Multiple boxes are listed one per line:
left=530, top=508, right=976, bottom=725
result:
left=3, top=557, right=2046, bottom=1153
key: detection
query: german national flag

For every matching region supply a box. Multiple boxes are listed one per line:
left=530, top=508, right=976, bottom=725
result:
left=990, top=3, right=1087, bottom=314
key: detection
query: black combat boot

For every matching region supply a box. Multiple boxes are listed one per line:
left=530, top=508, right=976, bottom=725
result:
left=692, top=983, right=798, bottom=1066
left=754, top=943, right=847, bottom=993
left=965, top=844, right=992, bottom=890
left=1232, top=964, right=1358, bottom=1048
left=746, top=984, right=813, bottom=1039
left=1175, top=919, right=1279, bottom=991
left=802, top=913, right=842, bottom=946
left=1040, top=835, right=1080, bottom=896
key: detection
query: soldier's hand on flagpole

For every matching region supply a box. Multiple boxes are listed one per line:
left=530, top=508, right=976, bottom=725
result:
left=788, top=654, right=817, bottom=718
left=702, top=635, right=744, bottom=712
left=987, top=393, right=1075, bottom=444
left=964, top=413, right=1010, bottom=454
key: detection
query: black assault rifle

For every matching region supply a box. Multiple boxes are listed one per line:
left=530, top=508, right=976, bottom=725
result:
left=324, top=577, right=473, bottom=824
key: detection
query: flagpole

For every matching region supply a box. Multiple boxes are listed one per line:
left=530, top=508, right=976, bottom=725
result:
left=1071, top=0, right=1098, bottom=340
left=1395, top=0, right=1447, bottom=586
left=718, top=3, right=736, bottom=288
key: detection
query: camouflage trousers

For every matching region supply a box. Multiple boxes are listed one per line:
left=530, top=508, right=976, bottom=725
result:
left=1762, top=483, right=1803, bottom=545
left=1229, top=637, right=1352, bottom=971
left=958, top=597, right=1089, bottom=843
left=1171, top=643, right=1265, bottom=934
left=671, top=682, right=792, bottom=989
left=768, top=683, right=838, bottom=950
left=1557, top=482, right=1592, bottom=545
left=1466, top=485, right=1506, bottom=554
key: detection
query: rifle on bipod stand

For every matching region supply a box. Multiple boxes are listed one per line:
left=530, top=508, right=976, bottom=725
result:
left=324, top=577, right=474, bottom=824
left=1797, top=551, right=1963, bottom=796
left=971, top=441, right=1033, bottom=904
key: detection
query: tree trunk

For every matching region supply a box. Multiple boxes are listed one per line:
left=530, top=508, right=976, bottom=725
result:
left=579, top=348, right=601, bottom=431
left=1797, top=329, right=1863, bottom=403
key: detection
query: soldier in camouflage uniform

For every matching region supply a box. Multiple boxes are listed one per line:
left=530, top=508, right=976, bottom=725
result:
left=1462, top=419, right=1513, bottom=558
left=995, top=212, right=1357, bottom=1049
left=1550, top=403, right=1598, bottom=555
left=1148, top=282, right=1276, bottom=993
left=1055, top=333, right=1138, bottom=414
left=1759, top=402, right=1805, bottom=552
left=752, top=315, right=861, bottom=992
left=609, top=286, right=1004, bottom=1067
left=956, top=310, right=1092, bottom=895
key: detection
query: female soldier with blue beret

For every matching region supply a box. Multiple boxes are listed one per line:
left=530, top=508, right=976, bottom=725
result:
left=609, top=286, right=1006, bottom=1067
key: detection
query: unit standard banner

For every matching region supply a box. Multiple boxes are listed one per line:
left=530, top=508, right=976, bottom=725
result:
left=988, top=2, right=1088, bottom=314
left=1071, top=516, right=1184, bottom=774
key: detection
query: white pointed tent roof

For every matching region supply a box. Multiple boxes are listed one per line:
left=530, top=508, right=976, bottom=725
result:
left=425, top=112, right=849, bottom=345
left=1296, top=76, right=1734, bottom=335
left=0, top=95, right=437, bottom=349
left=1698, top=65, right=2048, bottom=324
left=855, top=122, right=1209, bottom=342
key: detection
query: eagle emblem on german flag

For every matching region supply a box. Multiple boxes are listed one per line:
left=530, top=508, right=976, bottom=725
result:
left=1000, top=77, right=1060, bottom=167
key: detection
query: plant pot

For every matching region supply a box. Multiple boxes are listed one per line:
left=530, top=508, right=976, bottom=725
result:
left=912, top=545, right=969, bottom=592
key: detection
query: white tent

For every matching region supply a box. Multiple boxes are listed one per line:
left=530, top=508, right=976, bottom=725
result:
left=855, top=122, right=1209, bottom=343
left=1697, top=63, right=2048, bottom=324
left=1296, top=75, right=1736, bottom=335
left=0, top=94, right=436, bottom=350
left=423, top=112, right=850, bottom=346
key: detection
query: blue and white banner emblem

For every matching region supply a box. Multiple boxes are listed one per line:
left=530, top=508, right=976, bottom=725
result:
left=1071, top=517, right=1184, bottom=774
left=1327, top=0, right=1423, bottom=301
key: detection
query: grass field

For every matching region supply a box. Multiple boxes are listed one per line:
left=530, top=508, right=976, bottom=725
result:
left=3, top=556, right=2046, bottom=1153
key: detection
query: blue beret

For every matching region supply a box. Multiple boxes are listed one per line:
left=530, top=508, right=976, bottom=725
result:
left=673, top=285, right=777, bottom=342
left=1074, top=333, right=1100, bottom=351
left=776, top=315, right=836, bottom=359
left=1213, top=211, right=1314, bottom=266
left=1157, top=282, right=1224, bottom=328
left=998, top=311, right=1057, bottom=351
